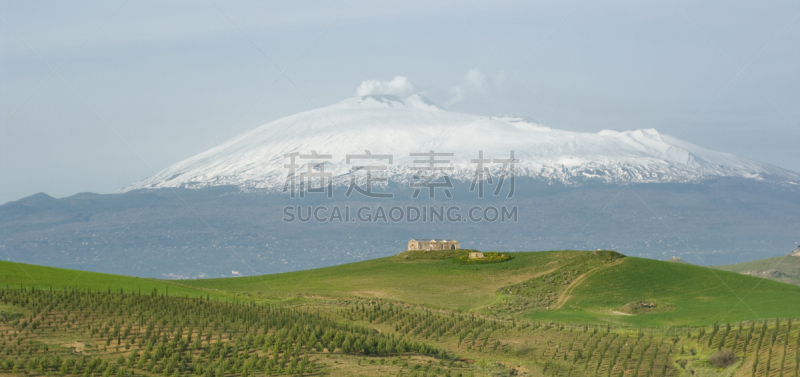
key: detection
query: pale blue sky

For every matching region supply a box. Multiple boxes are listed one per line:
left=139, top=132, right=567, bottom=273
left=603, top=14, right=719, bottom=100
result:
left=1, top=0, right=798, bottom=204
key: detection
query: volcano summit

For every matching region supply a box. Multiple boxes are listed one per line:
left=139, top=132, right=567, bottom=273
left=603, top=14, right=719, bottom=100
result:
left=122, top=94, right=798, bottom=193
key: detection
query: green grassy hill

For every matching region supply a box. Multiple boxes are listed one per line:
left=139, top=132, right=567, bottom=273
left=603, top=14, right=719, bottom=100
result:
left=4, top=250, right=800, bottom=376
left=0, top=260, right=220, bottom=298
left=175, top=249, right=800, bottom=327
left=715, top=254, right=800, bottom=286
left=530, top=256, right=800, bottom=326
left=4, top=250, right=800, bottom=327
left=176, top=250, right=581, bottom=312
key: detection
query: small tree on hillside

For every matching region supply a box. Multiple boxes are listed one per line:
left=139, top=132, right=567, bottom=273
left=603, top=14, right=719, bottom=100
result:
left=708, top=349, right=736, bottom=368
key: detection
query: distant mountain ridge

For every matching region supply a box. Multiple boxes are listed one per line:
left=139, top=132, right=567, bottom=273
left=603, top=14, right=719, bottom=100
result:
left=121, top=94, right=799, bottom=193
left=715, top=247, right=800, bottom=286
left=3, top=178, right=799, bottom=278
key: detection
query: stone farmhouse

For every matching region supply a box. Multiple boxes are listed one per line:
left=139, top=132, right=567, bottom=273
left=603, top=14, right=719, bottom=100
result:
left=408, top=239, right=460, bottom=251
left=792, top=245, right=800, bottom=257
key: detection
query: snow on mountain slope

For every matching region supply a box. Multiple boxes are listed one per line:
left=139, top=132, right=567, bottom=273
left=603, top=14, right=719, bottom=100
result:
left=121, top=94, right=799, bottom=192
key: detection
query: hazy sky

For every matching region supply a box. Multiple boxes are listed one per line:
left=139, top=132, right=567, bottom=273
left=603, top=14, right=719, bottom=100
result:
left=1, top=0, right=799, bottom=204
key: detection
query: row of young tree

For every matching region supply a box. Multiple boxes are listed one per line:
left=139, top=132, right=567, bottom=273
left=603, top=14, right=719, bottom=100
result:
left=0, top=287, right=455, bottom=376
left=3, top=286, right=800, bottom=376
left=343, top=299, right=800, bottom=377
left=696, top=319, right=800, bottom=377
left=345, top=299, right=680, bottom=376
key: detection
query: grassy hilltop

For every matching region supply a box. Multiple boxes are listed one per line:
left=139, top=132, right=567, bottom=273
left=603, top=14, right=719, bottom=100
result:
left=174, top=249, right=800, bottom=327
left=4, top=249, right=800, bottom=327
left=0, top=259, right=222, bottom=299
left=531, top=256, right=800, bottom=326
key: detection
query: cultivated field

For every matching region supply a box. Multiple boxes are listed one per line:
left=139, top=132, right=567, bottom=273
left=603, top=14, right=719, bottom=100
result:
left=1, top=250, right=799, bottom=376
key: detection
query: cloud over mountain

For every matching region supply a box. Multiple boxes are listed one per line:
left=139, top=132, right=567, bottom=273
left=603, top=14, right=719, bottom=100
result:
left=356, top=76, right=414, bottom=97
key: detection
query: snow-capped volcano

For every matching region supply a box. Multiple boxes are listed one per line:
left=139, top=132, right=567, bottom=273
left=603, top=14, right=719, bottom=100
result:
left=122, top=94, right=798, bottom=192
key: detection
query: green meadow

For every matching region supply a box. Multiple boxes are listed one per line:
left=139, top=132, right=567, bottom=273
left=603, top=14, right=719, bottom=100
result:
left=176, top=250, right=580, bottom=312
left=0, top=260, right=217, bottom=298
left=527, top=256, right=800, bottom=326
